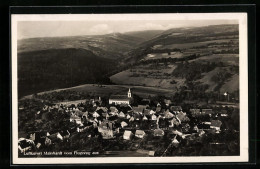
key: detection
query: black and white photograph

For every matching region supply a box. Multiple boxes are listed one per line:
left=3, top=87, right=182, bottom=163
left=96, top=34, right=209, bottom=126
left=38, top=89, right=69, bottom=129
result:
left=11, top=13, right=248, bottom=164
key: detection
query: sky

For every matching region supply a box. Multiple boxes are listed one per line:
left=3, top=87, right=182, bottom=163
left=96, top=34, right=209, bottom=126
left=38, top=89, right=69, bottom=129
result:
left=18, top=20, right=238, bottom=39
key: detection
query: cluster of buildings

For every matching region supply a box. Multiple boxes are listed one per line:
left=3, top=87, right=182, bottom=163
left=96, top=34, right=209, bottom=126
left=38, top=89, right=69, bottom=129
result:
left=18, top=89, right=226, bottom=155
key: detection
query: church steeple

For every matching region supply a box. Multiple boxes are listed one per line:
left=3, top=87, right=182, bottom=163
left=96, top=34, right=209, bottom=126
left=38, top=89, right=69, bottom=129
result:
left=128, top=88, right=132, bottom=98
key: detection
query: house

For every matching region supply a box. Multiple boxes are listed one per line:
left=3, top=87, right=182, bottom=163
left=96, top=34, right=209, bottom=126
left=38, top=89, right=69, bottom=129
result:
left=118, top=111, right=126, bottom=118
left=77, top=126, right=86, bottom=132
left=90, top=97, right=102, bottom=106
left=151, top=114, right=157, bottom=121
left=153, top=129, right=164, bottom=137
left=96, top=107, right=108, bottom=113
left=220, top=110, right=228, bottom=117
left=29, top=133, right=36, bottom=141
left=126, top=114, right=131, bottom=119
left=135, top=130, right=146, bottom=138
left=143, top=109, right=150, bottom=116
left=164, top=99, right=172, bottom=106
left=172, top=135, right=179, bottom=144
left=220, top=113, right=228, bottom=117
left=129, top=116, right=135, bottom=122
left=98, top=127, right=114, bottom=139
left=142, top=115, right=148, bottom=121
left=149, top=110, right=156, bottom=115
left=82, top=112, right=88, bottom=119
left=98, top=120, right=113, bottom=129
left=171, top=129, right=183, bottom=137
left=109, top=106, right=118, bottom=115
left=197, top=123, right=211, bottom=130
left=148, top=151, right=155, bottom=156
left=193, top=125, right=199, bottom=132
left=190, top=109, right=201, bottom=117
left=210, top=120, right=222, bottom=133
left=36, top=143, right=41, bottom=149
left=141, top=98, right=151, bottom=104
left=123, top=130, right=133, bottom=140
left=170, top=106, right=182, bottom=112
left=132, top=105, right=147, bottom=114
left=102, top=112, right=109, bottom=119
left=169, top=118, right=180, bottom=127
left=48, top=132, right=63, bottom=142
left=202, top=109, right=213, bottom=116
left=164, top=110, right=174, bottom=119
left=99, top=121, right=108, bottom=129
left=74, top=109, right=84, bottom=117
left=109, top=88, right=132, bottom=105
left=92, top=111, right=100, bottom=118
left=156, top=106, right=161, bottom=113
left=133, top=113, right=142, bottom=120
left=176, top=111, right=190, bottom=123
left=70, top=115, right=82, bottom=125
left=121, top=121, right=128, bottom=128
left=198, top=130, right=205, bottom=137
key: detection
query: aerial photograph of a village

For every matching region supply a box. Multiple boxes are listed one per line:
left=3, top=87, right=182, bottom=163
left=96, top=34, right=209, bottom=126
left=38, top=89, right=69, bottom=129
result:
left=16, top=16, right=240, bottom=158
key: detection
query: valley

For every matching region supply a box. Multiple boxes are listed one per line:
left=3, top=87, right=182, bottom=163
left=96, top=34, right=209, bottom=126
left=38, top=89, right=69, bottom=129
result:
left=18, top=24, right=239, bottom=99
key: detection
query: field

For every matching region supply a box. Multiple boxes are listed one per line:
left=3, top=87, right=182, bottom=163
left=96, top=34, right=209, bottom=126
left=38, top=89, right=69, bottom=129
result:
left=144, top=52, right=183, bottom=60
left=219, top=74, right=239, bottom=93
left=110, top=64, right=185, bottom=89
left=160, top=39, right=238, bottom=50
left=197, top=67, right=224, bottom=92
left=23, top=84, right=176, bottom=99
left=191, top=54, right=239, bottom=66
left=111, top=30, right=239, bottom=93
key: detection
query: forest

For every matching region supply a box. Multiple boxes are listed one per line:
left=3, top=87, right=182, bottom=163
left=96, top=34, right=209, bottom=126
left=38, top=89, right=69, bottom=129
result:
left=18, top=48, right=116, bottom=97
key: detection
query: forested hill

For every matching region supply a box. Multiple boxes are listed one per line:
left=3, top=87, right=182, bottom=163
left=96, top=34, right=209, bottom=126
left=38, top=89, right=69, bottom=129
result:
left=18, top=48, right=115, bottom=97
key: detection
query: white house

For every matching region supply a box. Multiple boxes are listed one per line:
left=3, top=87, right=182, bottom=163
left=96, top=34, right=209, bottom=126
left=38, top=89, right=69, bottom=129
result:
left=123, top=130, right=133, bottom=140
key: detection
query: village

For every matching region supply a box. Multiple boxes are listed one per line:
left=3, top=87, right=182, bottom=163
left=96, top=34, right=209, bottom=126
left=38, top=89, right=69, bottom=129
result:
left=18, top=88, right=239, bottom=157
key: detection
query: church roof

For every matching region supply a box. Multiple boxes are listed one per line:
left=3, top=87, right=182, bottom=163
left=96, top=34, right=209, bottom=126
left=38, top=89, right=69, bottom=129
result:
left=109, top=95, right=130, bottom=101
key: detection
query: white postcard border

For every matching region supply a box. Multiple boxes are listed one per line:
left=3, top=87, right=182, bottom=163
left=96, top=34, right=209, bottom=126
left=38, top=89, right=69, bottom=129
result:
left=11, top=13, right=248, bottom=164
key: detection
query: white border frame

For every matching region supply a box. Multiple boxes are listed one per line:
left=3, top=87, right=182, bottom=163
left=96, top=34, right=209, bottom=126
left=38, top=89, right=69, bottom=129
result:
left=11, top=13, right=248, bottom=164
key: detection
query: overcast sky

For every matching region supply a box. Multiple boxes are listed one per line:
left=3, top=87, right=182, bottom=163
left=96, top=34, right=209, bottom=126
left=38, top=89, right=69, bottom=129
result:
left=18, top=20, right=237, bottom=39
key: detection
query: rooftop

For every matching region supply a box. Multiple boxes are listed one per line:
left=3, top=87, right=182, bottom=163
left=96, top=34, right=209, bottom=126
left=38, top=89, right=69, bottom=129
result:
left=109, top=95, right=130, bottom=101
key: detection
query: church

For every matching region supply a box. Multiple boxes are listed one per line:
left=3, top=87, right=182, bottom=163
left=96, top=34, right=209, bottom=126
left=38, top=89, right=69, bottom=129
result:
left=109, top=88, right=133, bottom=105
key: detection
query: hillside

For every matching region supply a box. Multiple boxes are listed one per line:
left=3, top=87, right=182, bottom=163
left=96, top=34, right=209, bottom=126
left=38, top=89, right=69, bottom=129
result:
left=124, top=30, right=164, bottom=41
left=111, top=24, right=239, bottom=94
left=18, top=48, right=116, bottom=97
left=122, top=24, right=239, bottom=63
left=18, top=24, right=240, bottom=98
left=18, top=33, right=145, bottom=60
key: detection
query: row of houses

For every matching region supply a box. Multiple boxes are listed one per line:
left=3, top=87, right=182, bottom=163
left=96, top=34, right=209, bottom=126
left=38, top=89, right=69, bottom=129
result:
left=123, top=129, right=164, bottom=140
